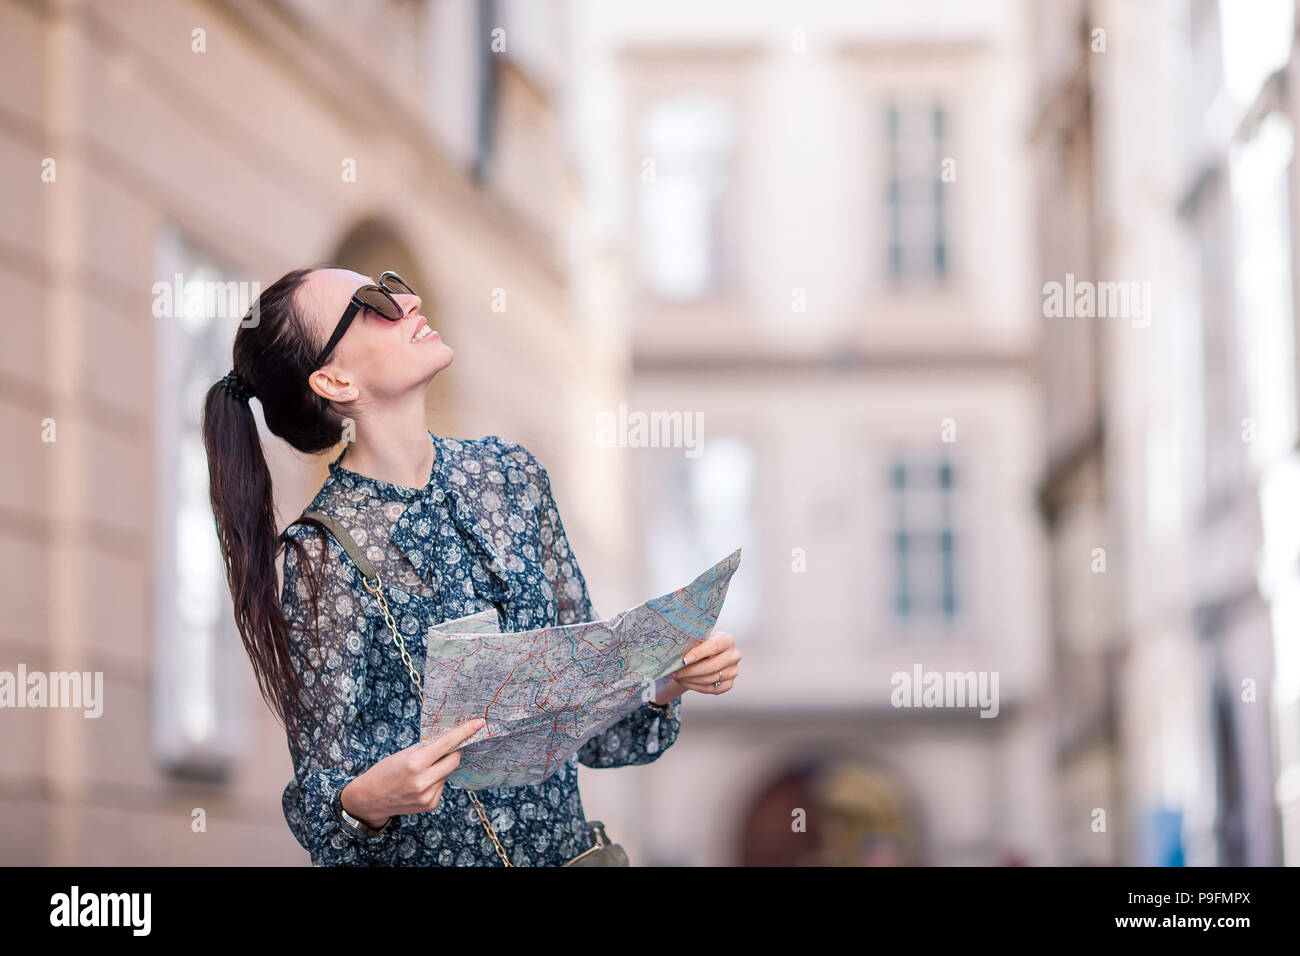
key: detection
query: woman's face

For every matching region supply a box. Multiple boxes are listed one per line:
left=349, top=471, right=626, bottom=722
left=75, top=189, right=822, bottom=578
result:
left=299, top=268, right=453, bottom=408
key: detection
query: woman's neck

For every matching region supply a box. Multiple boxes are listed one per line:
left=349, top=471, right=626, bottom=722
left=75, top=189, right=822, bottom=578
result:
left=338, top=399, right=436, bottom=490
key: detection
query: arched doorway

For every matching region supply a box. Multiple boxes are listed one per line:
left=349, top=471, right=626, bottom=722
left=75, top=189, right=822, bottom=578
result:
left=738, top=754, right=919, bottom=866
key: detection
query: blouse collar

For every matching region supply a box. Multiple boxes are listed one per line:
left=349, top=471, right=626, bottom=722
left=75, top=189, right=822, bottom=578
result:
left=327, top=429, right=443, bottom=503
left=325, top=430, right=515, bottom=604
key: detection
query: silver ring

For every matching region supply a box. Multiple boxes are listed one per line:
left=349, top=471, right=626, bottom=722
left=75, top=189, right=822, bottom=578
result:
left=713, top=672, right=722, bottom=688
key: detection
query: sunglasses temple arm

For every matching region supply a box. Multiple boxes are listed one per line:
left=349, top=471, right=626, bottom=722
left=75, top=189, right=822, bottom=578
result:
left=316, top=299, right=361, bottom=367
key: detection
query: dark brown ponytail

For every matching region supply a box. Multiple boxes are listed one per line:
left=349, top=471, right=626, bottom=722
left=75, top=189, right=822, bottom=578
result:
left=201, top=265, right=343, bottom=741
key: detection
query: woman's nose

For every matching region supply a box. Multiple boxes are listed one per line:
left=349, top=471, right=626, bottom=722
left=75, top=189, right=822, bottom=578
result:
left=399, top=292, right=422, bottom=315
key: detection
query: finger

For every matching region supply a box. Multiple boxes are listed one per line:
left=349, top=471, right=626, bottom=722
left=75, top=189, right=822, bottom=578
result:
left=675, top=664, right=740, bottom=689
left=671, top=644, right=722, bottom=677
left=672, top=647, right=741, bottom=680
left=420, top=748, right=466, bottom=789
left=417, top=717, right=486, bottom=765
left=678, top=632, right=735, bottom=669
left=680, top=635, right=720, bottom=666
left=418, top=781, right=446, bottom=811
left=679, top=677, right=734, bottom=695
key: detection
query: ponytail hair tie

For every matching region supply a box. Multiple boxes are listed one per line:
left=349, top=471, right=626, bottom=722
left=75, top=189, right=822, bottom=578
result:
left=220, top=369, right=255, bottom=403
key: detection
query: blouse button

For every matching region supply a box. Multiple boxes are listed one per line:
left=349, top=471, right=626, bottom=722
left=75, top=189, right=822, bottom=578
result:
left=432, top=488, right=445, bottom=503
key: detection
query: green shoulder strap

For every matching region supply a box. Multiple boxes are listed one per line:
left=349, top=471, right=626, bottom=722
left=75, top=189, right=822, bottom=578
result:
left=298, top=510, right=379, bottom=584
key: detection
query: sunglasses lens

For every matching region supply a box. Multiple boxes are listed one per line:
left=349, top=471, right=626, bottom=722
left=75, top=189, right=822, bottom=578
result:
left=357, top=287, right=404, bottom=320
left=384, top=274, right=415, bottom=297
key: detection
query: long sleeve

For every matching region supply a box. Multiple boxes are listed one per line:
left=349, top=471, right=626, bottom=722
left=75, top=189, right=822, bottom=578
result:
left=503, top=437, right=684, bottom=768
left=279, top=523, right=402, bottom=866
left=576, top=693, right=683, bottom=768
left=527, top=448, right=599, bottom=630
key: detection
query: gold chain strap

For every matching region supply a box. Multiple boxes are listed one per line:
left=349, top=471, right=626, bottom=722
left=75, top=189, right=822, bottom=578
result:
left=362, top=573, right=515, bottom=867
left=363, top=575, right=423, bottom=696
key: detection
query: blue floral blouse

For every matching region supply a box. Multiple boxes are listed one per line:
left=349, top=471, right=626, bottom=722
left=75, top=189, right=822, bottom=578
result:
left=277, top=431, right=682, bottom=866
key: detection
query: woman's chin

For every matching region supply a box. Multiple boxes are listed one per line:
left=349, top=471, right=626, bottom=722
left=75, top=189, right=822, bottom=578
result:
left=422, top=345, right=454, bottom=380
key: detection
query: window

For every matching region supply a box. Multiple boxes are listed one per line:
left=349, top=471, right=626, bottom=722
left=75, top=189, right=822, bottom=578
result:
left=888, top=455, right=957, bottom=623
left=645, top=435, right=758, bottom=640
left=884, top=96, right=948, bottom=283
left=152, top=227, right=252, bottom=778
left=637, top=96, right=736, bottom=300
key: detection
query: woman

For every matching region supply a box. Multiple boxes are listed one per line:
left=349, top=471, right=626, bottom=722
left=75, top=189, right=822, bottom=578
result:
left=201, top=265, right=742, bottom=866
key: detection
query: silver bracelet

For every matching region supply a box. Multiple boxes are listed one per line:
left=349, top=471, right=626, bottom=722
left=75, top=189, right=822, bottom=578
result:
left=333, top=787, right=392, bottom=837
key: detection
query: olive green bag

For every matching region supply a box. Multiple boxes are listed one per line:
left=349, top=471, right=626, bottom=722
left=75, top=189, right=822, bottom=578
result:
left=298, top=509, right=630, bottom=868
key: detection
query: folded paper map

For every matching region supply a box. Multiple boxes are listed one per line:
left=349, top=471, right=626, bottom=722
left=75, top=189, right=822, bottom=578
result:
left=418, top=547, right=742, bottom=789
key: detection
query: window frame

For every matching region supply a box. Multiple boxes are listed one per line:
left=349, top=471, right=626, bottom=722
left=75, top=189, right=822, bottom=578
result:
left=883, top=93, right=950, bottom=286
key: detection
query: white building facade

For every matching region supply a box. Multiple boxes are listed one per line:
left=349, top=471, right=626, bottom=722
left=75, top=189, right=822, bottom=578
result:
left=568, top=0, right=1054, bottom=866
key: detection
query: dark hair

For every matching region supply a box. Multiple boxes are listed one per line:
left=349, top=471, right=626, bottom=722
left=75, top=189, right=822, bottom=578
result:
left=201, top=265, right=342, bottom=741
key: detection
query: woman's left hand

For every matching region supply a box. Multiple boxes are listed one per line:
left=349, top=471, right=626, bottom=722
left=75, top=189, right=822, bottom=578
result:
left=669, top=630, right=740, bottom=695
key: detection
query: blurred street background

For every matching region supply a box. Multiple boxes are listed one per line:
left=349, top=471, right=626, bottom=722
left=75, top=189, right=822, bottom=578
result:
left=3, top=0, right=1299, bottom=866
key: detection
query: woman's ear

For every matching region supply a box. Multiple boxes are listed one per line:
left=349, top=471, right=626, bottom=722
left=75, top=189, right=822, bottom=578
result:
left=309, top=367, right=356, bottom=404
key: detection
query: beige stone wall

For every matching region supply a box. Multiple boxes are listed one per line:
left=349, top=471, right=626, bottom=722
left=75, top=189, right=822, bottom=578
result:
left=0, top=0, right=619, bottom=864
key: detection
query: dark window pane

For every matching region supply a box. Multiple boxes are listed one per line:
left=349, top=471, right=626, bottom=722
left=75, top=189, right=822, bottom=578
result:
left=942, top=530, right=956, bottom=616
left=888, top=455, right=960, bottom=625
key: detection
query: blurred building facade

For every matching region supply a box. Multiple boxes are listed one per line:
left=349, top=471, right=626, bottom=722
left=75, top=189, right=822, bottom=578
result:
left=1030, top=0, right=1299, bottom=865
left=8, top=0, right=1295, bottom=870
left=569, top=0, right=1055, bottom=865
left=0, top=0, right=627, bottom=864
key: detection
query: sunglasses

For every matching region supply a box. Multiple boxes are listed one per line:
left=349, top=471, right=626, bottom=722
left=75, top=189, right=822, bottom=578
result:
left=314, top=270, right=417, bottom=369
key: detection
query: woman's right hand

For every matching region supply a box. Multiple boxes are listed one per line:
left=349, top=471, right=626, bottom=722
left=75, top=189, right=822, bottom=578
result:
left=340, top=717, right=486, bottom=830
